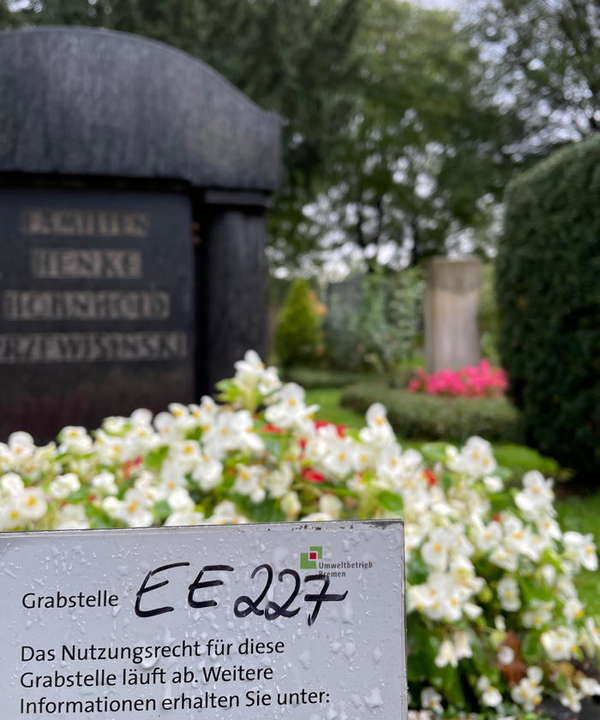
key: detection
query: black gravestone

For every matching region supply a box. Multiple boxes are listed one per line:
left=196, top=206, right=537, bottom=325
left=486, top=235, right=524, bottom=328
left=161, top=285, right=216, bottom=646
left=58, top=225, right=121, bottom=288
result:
left=0, top=188, right=194, bottom=437
left=0, top=27, right=282, bottom=440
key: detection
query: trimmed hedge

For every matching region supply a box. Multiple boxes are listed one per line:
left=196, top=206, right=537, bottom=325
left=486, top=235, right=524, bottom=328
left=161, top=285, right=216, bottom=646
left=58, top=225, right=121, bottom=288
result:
left=496, top=136, right=600, bottom=480
left=341, top=383, right=523, bottom=443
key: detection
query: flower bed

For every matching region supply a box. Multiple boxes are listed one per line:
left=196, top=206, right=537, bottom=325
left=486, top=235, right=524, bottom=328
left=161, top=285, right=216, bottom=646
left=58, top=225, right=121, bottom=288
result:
left=0, top=351, right=598, bottom=717
left=408, top=361, right=508, bottom=397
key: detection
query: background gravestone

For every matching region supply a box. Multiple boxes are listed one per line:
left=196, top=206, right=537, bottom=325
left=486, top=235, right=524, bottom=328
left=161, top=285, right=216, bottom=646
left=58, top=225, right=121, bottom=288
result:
left=425, top=257, right=483, bottom=373
left=0, top=26, right=281, bottom=440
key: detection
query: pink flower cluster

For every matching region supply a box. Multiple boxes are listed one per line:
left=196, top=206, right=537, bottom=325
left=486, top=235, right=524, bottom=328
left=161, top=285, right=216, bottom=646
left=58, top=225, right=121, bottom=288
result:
left=408, top=360, right=508, bottom=397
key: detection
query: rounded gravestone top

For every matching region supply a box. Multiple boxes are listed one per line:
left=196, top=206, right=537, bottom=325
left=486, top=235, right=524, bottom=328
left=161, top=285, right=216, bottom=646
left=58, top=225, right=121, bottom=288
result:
left=0, top=26, right=282, bottom=191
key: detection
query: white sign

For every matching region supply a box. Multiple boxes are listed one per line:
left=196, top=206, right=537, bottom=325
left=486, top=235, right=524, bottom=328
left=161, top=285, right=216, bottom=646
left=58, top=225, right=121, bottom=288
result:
left=0, top=520, right=407, bottom=719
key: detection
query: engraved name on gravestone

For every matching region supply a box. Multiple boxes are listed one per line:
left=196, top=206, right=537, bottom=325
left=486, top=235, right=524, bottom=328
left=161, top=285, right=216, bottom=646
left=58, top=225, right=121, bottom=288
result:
left=0, top=520, right=408, bottom=720
left=0, top=188, right=195, bottom=439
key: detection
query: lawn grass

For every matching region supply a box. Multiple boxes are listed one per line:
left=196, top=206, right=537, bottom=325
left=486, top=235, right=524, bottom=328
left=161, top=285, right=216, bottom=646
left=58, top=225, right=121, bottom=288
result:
left=307, top=386, right=600, bottom=616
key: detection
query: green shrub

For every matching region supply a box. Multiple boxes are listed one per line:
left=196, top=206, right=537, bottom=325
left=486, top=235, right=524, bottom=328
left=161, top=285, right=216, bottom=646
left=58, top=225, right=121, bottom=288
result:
left=496, top=136, right=600, bottom=481
left=341, top=382, right=523, bottom=443
left=324, top=269, right=423, bottom=377
left=274, top=279, right=322, bottom=368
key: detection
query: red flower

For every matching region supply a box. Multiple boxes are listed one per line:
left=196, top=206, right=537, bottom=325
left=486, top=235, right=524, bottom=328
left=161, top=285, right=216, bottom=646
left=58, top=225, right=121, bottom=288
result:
left=302, top=467, right=326, bottom=483
left=264, top=423, right=284, bottom=434
left=423, top=468, right=438, bottom=486
left=122, top=455, right=143, bottom=478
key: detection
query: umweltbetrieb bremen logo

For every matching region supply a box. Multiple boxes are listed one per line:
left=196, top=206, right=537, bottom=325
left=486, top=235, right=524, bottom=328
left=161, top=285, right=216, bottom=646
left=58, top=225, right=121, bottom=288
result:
left=299, top=545, right=374, bottom=577
left=300, top=546, right=323, bottom=570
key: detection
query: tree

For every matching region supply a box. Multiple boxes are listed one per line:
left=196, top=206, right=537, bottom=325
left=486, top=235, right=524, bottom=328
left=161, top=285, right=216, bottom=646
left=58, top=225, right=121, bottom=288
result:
left=278, top=0, right=522, bottom=271
left=466, top=0, right=600, bottom=149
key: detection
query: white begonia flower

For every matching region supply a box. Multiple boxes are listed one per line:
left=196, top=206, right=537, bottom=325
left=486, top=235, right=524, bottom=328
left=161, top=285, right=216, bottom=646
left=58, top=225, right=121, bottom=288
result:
left=168, top=487, right=194, bottom=513
left=165, top=510, right=205, bottom=527
left=359, top=403, right=395, bottom=448
left=265, top=383, right=318, bottom=432
left=556, top=574, right=578, bottom=599
left=130, top=407, right=153, bottom=426
left=498, top=646, right=515, bottom=665
left=482, top=686, right=503, bottom=707
left=483, top=475, right=503, bottom=493
left=522, top=600, right=554, bottom=628
left=420, top=687, right=443, bottom=714
left=1, top=472, right=25, bottom=496
left=537, top=514, right=562, bottom=541
left=203, top=409, right=264, bottom=458
left=102, top=415, right=128, bottom=435
left=540, top=563, right=557, bottom=586
left=208, top=501, right=248, bottom=525
left=91, top=471, right=118, bottom=496
left=233, top=350, right=281, bottom=397
left=280, top=491, right=301, bottom=519
left=18, top=488, right=47, bottom=520
left=560, top=685, right=583, bottom=713
left=564, top=597, right=585, bottom=622
left=578, top=677, right=600, bottom=697
left=515, top=470, right=554, bottom=515
left=189, top=395, right=218, bottom=430
left=453, top=630, right=473, bottom=660
left=319, top=494, right=343, bottom=519
left=233, top=465, right=266, bottom=504
left=322, top=438, right=356, bottom=478
left=511, top=666, right=544, bottom=711
left=435, top=639, right=458, bottom=668
left=495, top=615, right=507, bottom=631
left=55, top=504, right=90, bottom=531
left=59, top=426, right=92, bottom=453
left=7, top=432, right=35, bottom=464
left=448, top=436, right=496, bottom=478
left=191, top=454, right=223, bottom=491
left=103, top=487, right=153, bottom=528
left=497, top=576, right=521, bottom=612
left=171, top=439, right=201, bottom=468
left=265, top=465, right=293, bottom=499
left=471, top=518, right=502, bottom=553
left=540, top=627, right=577, bottom=661
left=585, top=618, right=600, bottom=649
left=48, top=472, right=80, bottom=499
left=563, top=531, right=598, bottom=571
left=421, top=527, right=451, bottom=571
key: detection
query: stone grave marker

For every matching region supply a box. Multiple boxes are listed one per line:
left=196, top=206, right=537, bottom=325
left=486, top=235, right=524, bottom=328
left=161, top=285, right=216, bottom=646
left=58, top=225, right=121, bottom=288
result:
left=0, top=26, right=281, bottom=440
left=425, top=257, right=483, bottom=373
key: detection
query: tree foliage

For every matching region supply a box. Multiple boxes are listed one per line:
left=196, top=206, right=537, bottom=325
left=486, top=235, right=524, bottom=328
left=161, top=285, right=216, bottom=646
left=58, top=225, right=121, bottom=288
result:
left=467, top=0, right=600, bottom=148
left=276, top=0, right=523, bottom=271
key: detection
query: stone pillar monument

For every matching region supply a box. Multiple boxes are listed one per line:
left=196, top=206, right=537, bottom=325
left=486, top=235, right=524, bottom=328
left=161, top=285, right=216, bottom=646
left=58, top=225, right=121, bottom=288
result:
left=425, top=257, right=483, bottom=373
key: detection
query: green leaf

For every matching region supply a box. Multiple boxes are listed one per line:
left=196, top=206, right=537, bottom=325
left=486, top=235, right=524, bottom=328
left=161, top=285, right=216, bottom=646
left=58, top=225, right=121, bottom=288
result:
left=144, top=445, right=169, bottom=471
left=377, top=490, right=404, bottom=515
left=406, top=552, right=428, bottom=585
left=235, top=496, right=285, bottom=523
left=153, top=500, right=172, bottom=522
